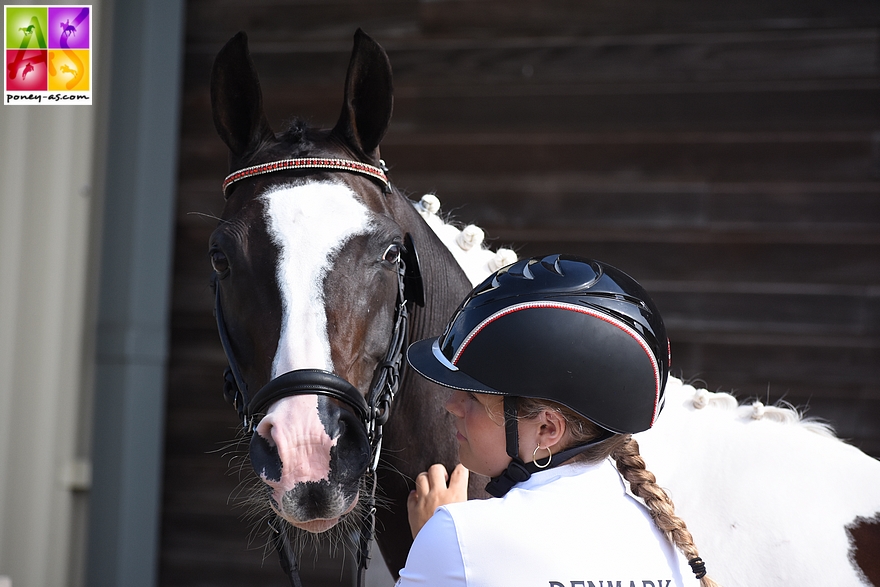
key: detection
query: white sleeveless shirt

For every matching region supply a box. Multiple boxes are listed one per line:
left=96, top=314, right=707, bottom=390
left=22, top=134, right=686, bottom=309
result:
left=396, top=459, right=700, bottom=587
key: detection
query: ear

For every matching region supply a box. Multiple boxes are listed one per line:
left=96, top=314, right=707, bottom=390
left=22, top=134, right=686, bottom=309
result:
left=211, top=31, right=275, bottom=158
left=332, top=28, right=393, bottom=162
left=402, top=233, right=425, bottom=307
left=533, top=410, right=568, bottom=452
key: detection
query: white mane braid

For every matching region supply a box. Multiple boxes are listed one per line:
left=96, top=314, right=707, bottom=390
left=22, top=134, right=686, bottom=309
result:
left=687, top=386, right=837, bottom=436
left=413, top=194, right=517, bottom=286
left=420, top=194, right=880, bottom=586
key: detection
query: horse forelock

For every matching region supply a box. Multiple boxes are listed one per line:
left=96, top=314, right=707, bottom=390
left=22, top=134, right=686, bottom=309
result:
left=261, top=180, right=375, bottom=377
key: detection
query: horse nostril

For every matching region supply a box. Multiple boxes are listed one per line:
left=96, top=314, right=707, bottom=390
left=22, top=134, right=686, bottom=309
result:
left=250, top=430, right=282, bottom=482
left=254, top=418, right=277, bottom=448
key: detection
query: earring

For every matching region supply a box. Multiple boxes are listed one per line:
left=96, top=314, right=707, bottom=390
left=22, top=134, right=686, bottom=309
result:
left=532, top=444, right=552, bottom=469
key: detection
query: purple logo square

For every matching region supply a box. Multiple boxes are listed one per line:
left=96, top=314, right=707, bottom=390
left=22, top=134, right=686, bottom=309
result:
left=48, top=6, right=89, bottom=49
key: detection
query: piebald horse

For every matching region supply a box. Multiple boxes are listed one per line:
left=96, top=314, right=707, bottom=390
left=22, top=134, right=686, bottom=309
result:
left=209, top=29, right=880, bottom=586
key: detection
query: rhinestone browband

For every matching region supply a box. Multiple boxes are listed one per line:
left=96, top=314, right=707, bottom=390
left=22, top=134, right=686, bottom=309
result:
left=222, top=157, right=389, bottom=198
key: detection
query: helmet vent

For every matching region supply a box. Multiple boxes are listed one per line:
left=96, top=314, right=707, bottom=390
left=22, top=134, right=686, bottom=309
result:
left=539, top=254, right=565, bottom=276
left=507, top=258, right=536, bottom=280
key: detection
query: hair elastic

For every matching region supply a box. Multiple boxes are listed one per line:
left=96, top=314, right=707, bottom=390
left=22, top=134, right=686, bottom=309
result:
left=688, top=557, right=707, bottom=579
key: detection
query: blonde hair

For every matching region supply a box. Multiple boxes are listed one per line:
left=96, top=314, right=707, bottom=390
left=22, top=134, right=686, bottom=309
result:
left=517, top=397, right=722, bottom=587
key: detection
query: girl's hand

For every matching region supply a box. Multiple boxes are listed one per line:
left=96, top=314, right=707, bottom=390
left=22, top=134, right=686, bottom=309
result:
left=407, top=463, right=469, bottom=538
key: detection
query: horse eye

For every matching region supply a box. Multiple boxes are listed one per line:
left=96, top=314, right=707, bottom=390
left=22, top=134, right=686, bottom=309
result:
left=383, top=244, right=402, bottom=264
left=211, top=250, right=229, bottom=276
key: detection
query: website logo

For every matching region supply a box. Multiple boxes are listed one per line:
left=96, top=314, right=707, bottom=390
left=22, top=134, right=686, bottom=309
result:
left=5, top=5, right=92, bottom=105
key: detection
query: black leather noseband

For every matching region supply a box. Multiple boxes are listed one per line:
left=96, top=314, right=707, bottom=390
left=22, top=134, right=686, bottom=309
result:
left=250, top=369, right=369, bottom=423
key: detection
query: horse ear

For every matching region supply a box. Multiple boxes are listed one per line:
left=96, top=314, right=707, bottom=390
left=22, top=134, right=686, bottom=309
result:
left=402, top=233, right=425, bottom=307
left=211, top=31, right=274, bottom=158
left=332, top=29, right=393, bottom=161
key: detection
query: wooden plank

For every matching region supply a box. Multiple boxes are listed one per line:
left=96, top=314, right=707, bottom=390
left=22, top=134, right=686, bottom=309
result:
left=381, top=30, right=880, bottom=86
left=497, top=240, right=880, bottom=283
left=386, top=87, right=880, bottom=133
left=190, top=29, right=880, bottom=84
left=670, top=340, right=879, bottom=393
left=186, top=85, right=877, bottom=135
left=177, top=131, right=880, bottom=182
left=368, top=179, right=880, bottom=230
left=179, top=67, right=880, bottom=136
left=185, top=0, right=419, bottom=46
left=380, top=136, right=878, bottom=181
left=418, top=0, right=880, bottom=36
left=182, top=30, right=880, bottom=134
left=653, top=290, right=880, bottom=336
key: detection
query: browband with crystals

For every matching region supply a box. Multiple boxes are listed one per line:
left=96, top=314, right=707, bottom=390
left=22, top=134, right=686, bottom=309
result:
left=222, top=157, right=389, bottom=198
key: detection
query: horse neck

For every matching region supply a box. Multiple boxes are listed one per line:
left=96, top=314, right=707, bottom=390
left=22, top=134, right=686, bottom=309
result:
left=394, top=194, right=474, bottom=342
left=383, top=191, right=472, bottom=474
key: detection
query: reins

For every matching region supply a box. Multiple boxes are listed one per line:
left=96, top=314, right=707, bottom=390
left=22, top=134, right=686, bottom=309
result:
left=213, top=157, right=406, bottom=587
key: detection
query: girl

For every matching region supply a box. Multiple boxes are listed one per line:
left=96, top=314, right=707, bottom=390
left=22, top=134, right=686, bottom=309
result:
left=399, top=254, right=719, bottom=587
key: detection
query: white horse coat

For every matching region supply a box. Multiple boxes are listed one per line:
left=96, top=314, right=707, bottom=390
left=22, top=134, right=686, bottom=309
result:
left=639, top=378, right=880, bottom=586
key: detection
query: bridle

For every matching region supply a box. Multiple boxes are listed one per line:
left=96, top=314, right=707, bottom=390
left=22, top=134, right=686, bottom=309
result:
left=213, top=157, right=418, bottom=587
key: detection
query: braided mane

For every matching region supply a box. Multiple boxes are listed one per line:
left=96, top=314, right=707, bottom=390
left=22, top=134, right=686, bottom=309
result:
left=412, top=194, right=517, bottom=286
left=686, top=386, right=837, bottom=437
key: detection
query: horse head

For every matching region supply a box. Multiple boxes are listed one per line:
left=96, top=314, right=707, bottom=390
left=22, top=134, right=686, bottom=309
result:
left=209, top=29, right=470, bottom=553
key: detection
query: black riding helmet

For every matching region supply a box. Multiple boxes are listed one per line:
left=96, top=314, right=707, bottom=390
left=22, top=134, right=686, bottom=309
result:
left=406, top=254, right=670, bottom=496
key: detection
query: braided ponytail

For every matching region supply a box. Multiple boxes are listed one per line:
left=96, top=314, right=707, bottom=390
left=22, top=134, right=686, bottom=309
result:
left=612, top=437, right=721, bottom=587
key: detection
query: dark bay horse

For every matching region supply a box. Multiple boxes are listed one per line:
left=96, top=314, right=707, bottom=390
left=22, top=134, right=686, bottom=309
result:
left=209, top=29, right=880, bottom=587
left=209, top=29, right=482, bottom=579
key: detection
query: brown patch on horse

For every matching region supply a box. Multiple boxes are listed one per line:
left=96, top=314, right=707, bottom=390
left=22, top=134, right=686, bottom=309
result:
left=848, top=514, right=880, bottom=585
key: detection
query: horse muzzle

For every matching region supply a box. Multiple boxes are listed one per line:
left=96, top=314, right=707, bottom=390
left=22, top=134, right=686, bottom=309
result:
left=247, top=369, right=371, bottom=530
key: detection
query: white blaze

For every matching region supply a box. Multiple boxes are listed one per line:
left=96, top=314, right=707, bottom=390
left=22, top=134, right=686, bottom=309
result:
left=262, top=181, right=373, bottom=377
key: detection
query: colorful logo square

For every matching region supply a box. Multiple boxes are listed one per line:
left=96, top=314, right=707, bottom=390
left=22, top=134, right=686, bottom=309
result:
left=5, top=48, right=46, bottom=90
left=6, top=6, right=47, bottom=49
left=48, top=48, right=87, bottom=90
left=4, top=5, right=91, bottom=104
left=48, top=6, right=88, bottom=49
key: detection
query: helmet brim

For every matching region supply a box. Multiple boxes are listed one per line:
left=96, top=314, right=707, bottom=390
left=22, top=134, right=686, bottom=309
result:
left=406, top=337, right=504, bottom=396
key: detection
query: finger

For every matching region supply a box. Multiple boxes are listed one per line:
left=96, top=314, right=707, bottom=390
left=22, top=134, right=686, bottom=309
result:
left=426, top=463, right=450, bottom=487
left=448, top=464, right=469, bottom=490
left=414, top=471, right=430, bottom=495
left=447, top=464, right=470, bottom=501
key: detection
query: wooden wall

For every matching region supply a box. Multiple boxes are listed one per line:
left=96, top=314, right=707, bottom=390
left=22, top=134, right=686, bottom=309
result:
left=162, top=1, right=880, bottom=585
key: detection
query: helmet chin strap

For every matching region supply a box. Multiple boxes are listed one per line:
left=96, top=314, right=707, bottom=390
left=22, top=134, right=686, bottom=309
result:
left=485, top=396, right=615, bottom=498
left=484, top=397, right=531, bottom=497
